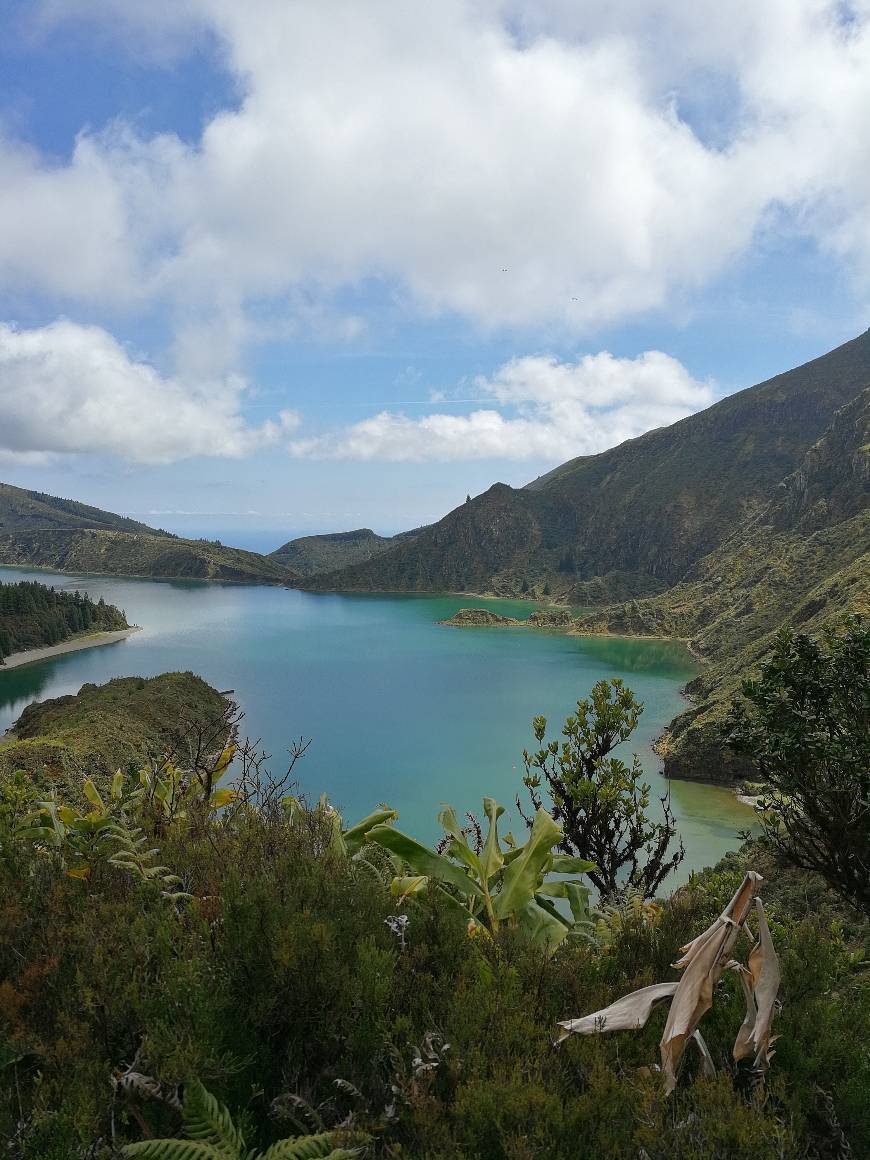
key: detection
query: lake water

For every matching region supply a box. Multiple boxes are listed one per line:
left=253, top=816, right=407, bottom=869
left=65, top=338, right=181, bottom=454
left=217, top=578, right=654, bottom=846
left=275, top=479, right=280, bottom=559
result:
left=0, top=565, right=752, bottom=884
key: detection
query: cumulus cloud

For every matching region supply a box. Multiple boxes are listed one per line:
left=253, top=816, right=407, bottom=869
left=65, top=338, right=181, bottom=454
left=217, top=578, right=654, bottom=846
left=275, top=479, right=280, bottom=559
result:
left=0, top=320, right=298, bottom=464
left=289, top=350, right=713, bottom=462
left=2, top=0, right=869, bottom=339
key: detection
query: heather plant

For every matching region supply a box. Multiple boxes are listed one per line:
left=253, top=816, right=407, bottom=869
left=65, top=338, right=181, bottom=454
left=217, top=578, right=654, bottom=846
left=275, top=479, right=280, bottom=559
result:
left=1, top=759, right=868, bottom=1156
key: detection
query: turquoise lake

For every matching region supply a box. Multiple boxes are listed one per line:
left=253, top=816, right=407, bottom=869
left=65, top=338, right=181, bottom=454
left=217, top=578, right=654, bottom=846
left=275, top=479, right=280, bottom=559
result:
left=0, top=565, right=752, bottom=884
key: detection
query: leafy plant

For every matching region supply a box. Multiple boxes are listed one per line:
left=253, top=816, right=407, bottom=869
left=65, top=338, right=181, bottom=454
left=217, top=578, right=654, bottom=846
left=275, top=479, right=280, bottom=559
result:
left=366, top=797, right=596, bottom=952
left=123, top=1078, right=367, bottom=1158
left=137, top=744, right=239, bottom=830
left=728, top=617, right=870, bottom=912
left=519, top=679, right=684, bottom=898
left=15, top=774, right=183, bottom=891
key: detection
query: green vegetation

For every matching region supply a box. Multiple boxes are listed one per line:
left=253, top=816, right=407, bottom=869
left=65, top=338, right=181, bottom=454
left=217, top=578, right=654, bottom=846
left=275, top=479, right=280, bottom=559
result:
left=576, top=387, right=870, bottom=783
left=122, top=1079, right=367, bottom=1158
left=728, top=618, right=870, bottom=913
left=270, top=528, right=423, bottom=578
left=306, top=330, right=870, bottom=599
left=0, top=674, right=868, bottom=1157
left=366, top=798, right=596, bottom=952
left=0, top=580, right=128, bottom=663
left=519, top=680, right=684, bottom=899
left=0, top=482, right=295, bottom=584
left=0, top=672, right=234, bottom=800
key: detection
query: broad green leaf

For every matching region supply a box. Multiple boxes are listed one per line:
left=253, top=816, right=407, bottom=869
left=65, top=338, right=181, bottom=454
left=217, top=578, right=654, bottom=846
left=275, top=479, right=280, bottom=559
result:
left=211, top=745, right=237, bottom=777
left=536, top=879, right=586, bottom=899
left=82, top=778, right=105, bottom=812
left=516, top=898, right=571, bottom=952
left=565, top=881, right=594, bottom=926
left=549, top=854, right=597, bottom=875
left=437, top=804, right=483, bottom=878
left=390, top=875, right=429, bottom=899
left=342, top=807, right=398, bottom=855
left=444, top=835, right=483, bottom=878
left=492, top=807, right=562, bottom=921
left=209, top=788, right=238, bottom=810
left=366, top=824, right=483, bottom=900
left=480, top=797, right=505, bottom=880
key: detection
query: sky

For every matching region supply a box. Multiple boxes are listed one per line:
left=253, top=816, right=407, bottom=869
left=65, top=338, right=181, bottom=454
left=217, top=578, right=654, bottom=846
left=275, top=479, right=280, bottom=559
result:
left=1, top=1, right=869, bottom=551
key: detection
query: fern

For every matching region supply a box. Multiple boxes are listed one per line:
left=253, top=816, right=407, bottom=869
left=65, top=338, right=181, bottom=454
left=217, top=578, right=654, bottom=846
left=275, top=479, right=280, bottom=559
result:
left=122, top=1080, right=367, bottom=1160
left=260, top=1134, right=365, bottom=1159
left=182, top=1080, right=248, bottom=1152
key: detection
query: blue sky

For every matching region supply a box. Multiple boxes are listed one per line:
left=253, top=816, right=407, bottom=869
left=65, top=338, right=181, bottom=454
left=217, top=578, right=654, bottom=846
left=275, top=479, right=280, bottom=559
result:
left=1, top=1, right=868, bottom=551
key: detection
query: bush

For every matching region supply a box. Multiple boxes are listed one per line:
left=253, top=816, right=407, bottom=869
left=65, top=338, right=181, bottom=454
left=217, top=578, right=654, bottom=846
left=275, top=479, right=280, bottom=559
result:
left=1, top=784, right=867, bottom=1158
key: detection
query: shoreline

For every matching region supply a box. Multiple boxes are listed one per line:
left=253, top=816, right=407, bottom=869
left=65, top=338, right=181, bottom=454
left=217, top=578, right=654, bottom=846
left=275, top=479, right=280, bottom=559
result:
left=0, top=626, right=141, bottom=670
left=0, top=560, right=284, bottom=587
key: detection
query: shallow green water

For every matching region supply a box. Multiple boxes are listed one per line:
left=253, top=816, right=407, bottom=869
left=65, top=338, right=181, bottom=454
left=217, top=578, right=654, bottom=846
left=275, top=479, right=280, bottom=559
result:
left=0, top=566, right=752, bottom=883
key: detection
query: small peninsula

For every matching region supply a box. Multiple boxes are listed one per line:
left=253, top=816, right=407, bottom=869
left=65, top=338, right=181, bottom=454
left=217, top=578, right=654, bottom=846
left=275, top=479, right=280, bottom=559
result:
left=0, top=579, right=131, bottom=667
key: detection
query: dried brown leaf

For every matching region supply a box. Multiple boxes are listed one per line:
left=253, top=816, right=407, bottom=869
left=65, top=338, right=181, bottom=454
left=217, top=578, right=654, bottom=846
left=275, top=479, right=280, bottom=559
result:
left=555, top=982, right=678, bottom=1043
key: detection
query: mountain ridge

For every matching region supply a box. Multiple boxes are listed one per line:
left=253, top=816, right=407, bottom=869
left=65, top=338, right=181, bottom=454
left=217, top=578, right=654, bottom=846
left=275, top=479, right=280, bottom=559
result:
left=306, top=329, right=870, bottom=598
left=0, top=482, right=295, bottom=584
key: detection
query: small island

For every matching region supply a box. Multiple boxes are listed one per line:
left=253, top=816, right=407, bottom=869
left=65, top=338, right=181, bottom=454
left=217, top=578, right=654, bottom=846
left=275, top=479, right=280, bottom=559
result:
left=442, top=607, right=522, bottom=627
left=443, top=606, right=574, bottom=628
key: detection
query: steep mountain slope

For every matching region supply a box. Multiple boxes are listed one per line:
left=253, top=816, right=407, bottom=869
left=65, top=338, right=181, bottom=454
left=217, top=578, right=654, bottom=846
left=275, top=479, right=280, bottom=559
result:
left=576, top=387, right=870, bottom=782
left=270, top=526, right=423, bottom=577
left=0, top=483, right=294, bottom=584
left=308, top=330, right=870, bottom=597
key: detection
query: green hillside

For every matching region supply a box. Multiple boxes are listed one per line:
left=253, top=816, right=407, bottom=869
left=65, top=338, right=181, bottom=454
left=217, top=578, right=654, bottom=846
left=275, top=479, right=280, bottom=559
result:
left=270, top=526, right=422, bottom=576
left=0, top=671, right=232, bottom=798
left=308, top=330, right=870, bottom=598
left=0, top=482, right=294, bottom=584
left=574, top=387, right=870, bottom=782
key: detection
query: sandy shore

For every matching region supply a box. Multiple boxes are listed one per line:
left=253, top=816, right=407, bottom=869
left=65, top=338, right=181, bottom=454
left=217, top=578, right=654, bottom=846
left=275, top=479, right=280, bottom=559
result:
left=0, top=626, right=141, bottom=670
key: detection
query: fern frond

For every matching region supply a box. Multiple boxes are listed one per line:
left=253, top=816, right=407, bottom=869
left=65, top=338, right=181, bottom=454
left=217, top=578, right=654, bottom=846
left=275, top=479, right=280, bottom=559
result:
left=259, top=1134, right=367, bottom=1160
left=124, top=1141, right=226, bottom=1159
left=182, top=1079, right=247, bottom=1154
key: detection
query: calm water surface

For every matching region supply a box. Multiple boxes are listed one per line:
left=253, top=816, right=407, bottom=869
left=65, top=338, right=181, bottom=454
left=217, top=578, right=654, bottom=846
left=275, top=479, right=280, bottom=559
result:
left=0, top=566, right=752, bottom=883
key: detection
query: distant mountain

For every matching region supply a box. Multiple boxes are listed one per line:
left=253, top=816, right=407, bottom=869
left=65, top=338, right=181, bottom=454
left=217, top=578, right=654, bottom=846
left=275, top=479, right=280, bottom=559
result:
left=576, top=386, right=870, bottom=782
left=307, top=330, right=870, bottom=598
left=0, top=483, right=294, bottom=584
left=270, top=526, right=423, bottom=577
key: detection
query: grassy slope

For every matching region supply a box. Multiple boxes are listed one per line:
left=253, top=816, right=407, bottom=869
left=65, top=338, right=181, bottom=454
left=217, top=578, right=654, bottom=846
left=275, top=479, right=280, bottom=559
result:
left=575, top=388, right=870, bottom=782
left=307, top=330, right=870, bottom=598
left=0, top=672, right=231, bottom=797
left=0, top=483, right=294, bottom=583
left=271, top=528, right=407, bottom=576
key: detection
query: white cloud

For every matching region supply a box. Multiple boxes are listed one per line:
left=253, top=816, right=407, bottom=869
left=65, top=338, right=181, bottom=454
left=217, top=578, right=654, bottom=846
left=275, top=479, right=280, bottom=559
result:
left=289, top=350, right=713, bottom=462
left=0, top=320, right=298, bottom=464
left=2, top=0, right=870, bottom=341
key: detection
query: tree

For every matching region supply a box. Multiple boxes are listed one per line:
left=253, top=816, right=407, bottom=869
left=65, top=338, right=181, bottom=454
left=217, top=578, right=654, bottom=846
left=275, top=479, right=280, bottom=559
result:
left=518, top=679, right=684, bottom=899
left=727, top=617, right=870, bottom=913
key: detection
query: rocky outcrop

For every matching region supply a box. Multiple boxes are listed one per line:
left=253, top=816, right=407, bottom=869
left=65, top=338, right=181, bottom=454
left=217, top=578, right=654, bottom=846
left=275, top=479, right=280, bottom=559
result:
left=442, top=608, right=522, bottom=627
left=527, top=608, right=574, bottom=628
